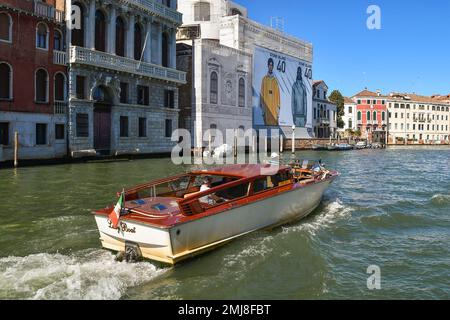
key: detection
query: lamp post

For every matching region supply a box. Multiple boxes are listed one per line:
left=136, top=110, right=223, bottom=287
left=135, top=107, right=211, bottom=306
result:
left=291, top=125, right=296, bottom=154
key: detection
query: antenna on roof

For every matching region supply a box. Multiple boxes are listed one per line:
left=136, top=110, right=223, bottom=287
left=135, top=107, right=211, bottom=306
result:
left=270, top=17, right=285, bottom=33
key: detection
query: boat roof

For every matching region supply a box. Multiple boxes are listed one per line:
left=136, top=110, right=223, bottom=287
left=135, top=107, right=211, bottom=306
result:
left=191, top=164, right=289, bottom=179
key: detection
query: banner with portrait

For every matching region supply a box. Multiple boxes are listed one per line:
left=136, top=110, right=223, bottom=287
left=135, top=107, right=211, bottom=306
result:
left=253, top=46, right=313, bottom=128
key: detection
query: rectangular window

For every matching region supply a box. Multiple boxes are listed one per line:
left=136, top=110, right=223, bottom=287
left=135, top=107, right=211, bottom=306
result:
left=76, top=76, right=86, bottom=99
left=36, top=123, right=47, bottom=145
left=348, top=106, right=352, bottom=113
left=120, top=82, right=129, bottom=104
left=120, top=116, right=129, bottom=137
left=313, top=108, right=316, bottom=119
left=76, top=113, right=89, bottom=137
left=165, top=119, right=172, bottom=138
left=0, top=122, right=9, bottom=145
left=137, top=85, right=149, bottom=105
left=138, top=117, right=147, bottom=137
left=164, top=90, right=175, bottom=109
left=55, top=124, right=65, bottom=140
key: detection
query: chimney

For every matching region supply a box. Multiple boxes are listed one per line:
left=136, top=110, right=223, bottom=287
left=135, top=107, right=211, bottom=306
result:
left=376, top=89, right=381, bottom=96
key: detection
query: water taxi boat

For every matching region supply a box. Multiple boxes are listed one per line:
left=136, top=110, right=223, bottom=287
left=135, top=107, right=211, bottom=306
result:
left=93, top=161, right=339, bottom=265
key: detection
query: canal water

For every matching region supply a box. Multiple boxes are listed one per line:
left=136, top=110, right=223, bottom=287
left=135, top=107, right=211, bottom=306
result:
left=0, top=147, right=449, bottom=300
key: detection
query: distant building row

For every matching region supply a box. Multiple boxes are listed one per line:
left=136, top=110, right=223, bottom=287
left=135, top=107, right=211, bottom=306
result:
left=341, top=89, right=450, bottom=144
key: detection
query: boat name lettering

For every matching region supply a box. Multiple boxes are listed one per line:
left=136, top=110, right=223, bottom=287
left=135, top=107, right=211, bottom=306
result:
left=107, top=220, right=136, bottom=234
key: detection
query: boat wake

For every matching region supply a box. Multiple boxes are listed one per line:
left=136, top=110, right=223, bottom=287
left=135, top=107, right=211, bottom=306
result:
left=430, top=194, right=450, bottom=207
left=0, top=249, right=168, bottom=300
left=282, top=199, right=353, bottom=236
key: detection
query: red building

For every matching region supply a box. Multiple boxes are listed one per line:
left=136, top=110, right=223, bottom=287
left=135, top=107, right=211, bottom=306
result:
left=352, top=89, right=388, bottom=143
left=0, top=0, right=67, bottom=162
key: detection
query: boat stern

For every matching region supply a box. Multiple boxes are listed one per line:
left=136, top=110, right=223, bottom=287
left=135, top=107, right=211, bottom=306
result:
left=93, top=210, right=176, bottom=265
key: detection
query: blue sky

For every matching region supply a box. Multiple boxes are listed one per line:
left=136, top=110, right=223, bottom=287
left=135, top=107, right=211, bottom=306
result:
left=236, top=0, right=450, bottom=97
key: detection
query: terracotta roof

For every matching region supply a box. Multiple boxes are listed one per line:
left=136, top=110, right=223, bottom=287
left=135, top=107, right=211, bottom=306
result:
left=313, top=80, right=325, bottom=87
left=344, top=97, right=355, bottom=104
left=352, top=89, right=387, bottom=98
left=388, top=92, right=450, bottom=105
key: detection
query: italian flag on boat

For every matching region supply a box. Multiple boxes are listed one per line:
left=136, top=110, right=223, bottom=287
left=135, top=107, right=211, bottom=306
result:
left=109, top=190, right=125, bottom=228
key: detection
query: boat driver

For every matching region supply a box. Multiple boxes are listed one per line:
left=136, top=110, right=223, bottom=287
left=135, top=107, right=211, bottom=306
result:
left=198, top=177, right=223, bottom=205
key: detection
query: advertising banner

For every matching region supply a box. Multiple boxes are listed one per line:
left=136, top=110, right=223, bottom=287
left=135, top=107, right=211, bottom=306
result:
left=253, top=46, right=313, bottom=128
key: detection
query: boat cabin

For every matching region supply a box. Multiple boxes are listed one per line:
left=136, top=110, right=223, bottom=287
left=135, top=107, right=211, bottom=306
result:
left=120, top=164, right=320, bottom=219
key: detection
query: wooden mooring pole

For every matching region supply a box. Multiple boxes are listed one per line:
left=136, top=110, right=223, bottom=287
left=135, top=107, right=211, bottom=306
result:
left=14, top=131, right=18, bottom=168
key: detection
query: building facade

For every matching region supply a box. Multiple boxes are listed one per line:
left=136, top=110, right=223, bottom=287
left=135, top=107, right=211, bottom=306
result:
left=67, top=0, right=186, bottom=157
left=387, top=93, right=450, bottom=145
left=340, top=96, right=357, bottom=135
left=312, top=81, right=337, bottom=138
left=352, top=89, right=388, bottom=143
left=0, top=0, right=67, bottom=162
left=176, top=0, right=314, bottom=151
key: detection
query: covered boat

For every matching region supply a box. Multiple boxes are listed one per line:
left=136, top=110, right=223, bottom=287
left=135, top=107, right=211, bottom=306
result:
left=93, top=162, right=339, bottom=265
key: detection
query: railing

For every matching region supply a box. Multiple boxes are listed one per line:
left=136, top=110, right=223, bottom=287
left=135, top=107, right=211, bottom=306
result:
left=34, top=1, right=65, bottom=22
left=34, top=1, right=54, bottom=19
left=54, top=101, right=68, bottom=114
left=123, top=0, right=183, bottom=25
left=53, top=50, right=67, bottom=65
left=70, top=46, right=187, bottom=84
left=55, top=10, right=65, bottom=23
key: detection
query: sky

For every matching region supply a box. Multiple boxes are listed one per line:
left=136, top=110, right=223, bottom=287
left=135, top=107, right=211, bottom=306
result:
left=236, top=0, right=450, bottom=97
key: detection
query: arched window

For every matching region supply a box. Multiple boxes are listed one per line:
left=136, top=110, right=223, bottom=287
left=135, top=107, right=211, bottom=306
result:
left=115, top=17, right=125, bottom=57
left=348, top=119, right=352, bottom=128
left=194, top=2, right=211, bottom=21
left=162, top=32, right=169, bottom=67
left=367, top=111, right=371, bottom=121
left=210, top=71, right=218, bottom=104
left=0, top=62, right=12, bottom=99
left=134, top=23, right=143, bottom=60
left=238, top=78, right=245, bottom=107
left=54, top=29, right=63, bottom=51
left=382, top=112, right=386, bottom=121
left=71, top=2, right=85, bottom=47
left=357, top=111, right=362, bottom=121
left=36, top=23, right=48, bottom=49
left=373, top=111, right=377, bottom=122
left=0, top=12, right=12, bottom=42
left=35, top=69, right=48, bottom=103
left=54, top=73, right=66, bottom=101
left=95, top=10, right=106, bottom=52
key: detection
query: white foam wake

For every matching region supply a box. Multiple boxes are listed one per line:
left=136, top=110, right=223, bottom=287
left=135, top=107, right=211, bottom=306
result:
left=282, top=199, right=353, bottom=236
left=0, top=249, right=168, bottom=300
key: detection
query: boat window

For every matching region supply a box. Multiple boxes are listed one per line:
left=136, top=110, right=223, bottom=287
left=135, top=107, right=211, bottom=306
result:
left=253, top=172, right=292, bottom=194
left=197, top=182, right=250, bottom=207
left=168, top=176, right=191, bottom=192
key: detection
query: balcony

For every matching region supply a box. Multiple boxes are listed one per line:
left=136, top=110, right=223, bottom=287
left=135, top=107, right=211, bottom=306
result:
left=70, top=46, right=186, bottom=84
left=54, top=101, right=68, bottom=114
left=34, top=1, right=64, bottom=22
left=319, top=118, right=330, bottom=125
left=53, top=50, right=67, bottom=65
left=123, top=0, right=183, bottom=25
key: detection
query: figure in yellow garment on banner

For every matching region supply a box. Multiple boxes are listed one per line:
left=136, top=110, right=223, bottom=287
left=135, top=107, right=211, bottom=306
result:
left=260, top=58, right=281, bottom=126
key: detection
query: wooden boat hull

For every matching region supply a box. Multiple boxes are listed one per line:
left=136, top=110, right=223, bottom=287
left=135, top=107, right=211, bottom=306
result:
left=94, top=177, right=335, bottom=265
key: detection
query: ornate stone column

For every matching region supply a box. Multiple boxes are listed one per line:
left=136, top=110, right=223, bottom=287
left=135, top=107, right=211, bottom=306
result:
left=107, top=5, right=117, bottom=54
left=144, top=19, right=152, bottom=63
left=87, top=0, right=96, bottom=49
left=127, top=14, right=135, bottom=59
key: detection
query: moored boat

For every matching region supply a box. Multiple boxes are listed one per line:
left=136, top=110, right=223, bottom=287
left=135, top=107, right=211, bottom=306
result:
left=93, top=162, right=339, bottom=265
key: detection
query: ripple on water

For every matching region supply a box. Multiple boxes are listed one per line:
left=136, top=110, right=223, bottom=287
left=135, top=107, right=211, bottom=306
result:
left=0, top=249, right=168, bottom=300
